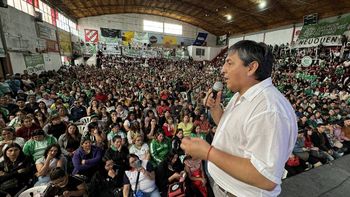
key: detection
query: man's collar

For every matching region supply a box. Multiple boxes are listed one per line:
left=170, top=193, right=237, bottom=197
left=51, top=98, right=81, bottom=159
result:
left=240, top=77, right=273, bottom=102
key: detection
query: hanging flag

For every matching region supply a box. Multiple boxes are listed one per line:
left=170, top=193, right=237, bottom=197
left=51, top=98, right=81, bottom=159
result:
left=100, top=28, right=121, bottom=38
left=193, top=32, right=208, bottom=46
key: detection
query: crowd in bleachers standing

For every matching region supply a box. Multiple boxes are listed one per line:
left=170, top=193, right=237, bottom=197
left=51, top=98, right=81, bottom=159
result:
left=0, top=40, right=349, bottom=196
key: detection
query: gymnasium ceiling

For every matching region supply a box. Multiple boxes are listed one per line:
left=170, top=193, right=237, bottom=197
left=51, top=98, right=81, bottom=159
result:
left=47, top=0, right=350, bottom=36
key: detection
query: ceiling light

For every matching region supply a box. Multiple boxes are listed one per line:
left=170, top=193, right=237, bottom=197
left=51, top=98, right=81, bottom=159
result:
left=258, top=0, right=267, bottom=9
left=225, top=14, right=232, bottom=21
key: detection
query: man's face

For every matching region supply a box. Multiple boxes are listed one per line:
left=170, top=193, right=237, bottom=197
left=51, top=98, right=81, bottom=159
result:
left=16, top=100, right=25, bottom=108
left=221, top=52, right=250, bottom=92
left=29, top=96, right=36, bottom=103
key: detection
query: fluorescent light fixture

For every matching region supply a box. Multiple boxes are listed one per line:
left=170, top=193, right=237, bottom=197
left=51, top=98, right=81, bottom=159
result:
left=225, top=14, right=232, bottom=21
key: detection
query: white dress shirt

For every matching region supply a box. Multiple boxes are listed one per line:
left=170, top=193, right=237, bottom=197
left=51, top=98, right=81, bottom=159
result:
left=208, top=77, right=298, bottom=197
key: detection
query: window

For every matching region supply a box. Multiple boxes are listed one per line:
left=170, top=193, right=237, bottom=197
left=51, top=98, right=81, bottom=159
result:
left=57, top=13, right=70, bottom=32
left=69, top=20, right=78, bottom=36
left=143, top=20, right=163, bottom=33
left=143, top=20, right=183, bottom=35
left=7, top=0, right=34, bottom=16
left=164, top=23, right=182, bottom=35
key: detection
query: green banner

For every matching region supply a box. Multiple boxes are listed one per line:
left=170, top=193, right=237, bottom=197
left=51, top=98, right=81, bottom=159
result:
left=295, top=15, right=350, bottom=47
left=299, top=15, right=350, bottom=39
left=24, top=54, right=45, bottom=74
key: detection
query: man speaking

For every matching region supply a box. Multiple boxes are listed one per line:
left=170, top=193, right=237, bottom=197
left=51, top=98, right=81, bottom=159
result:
left=181, top=40, right=297, bottom=197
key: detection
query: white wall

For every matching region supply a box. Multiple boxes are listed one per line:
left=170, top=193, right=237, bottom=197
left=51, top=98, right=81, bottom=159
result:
left=265, top=28, right=294, bottom=45
left=245, top=33, right=264, bottom=43
left=187, top=46, right=225, bottom=61
left=228, top=37, right=244, bottom=47
left=9, top=52, right=26, bottom=74
left=0, top=7, right=37, bottom=52
left=78, top=14, right=217, bottom=46
left=43, top=53, right=62, bottom=71
left=0, top=7, right=62, bottom=74
left=228, top=24, right=303, bottom=46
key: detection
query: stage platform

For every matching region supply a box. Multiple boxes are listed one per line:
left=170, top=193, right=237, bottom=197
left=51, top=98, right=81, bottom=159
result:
left=280, top=155, right=350, bottom=197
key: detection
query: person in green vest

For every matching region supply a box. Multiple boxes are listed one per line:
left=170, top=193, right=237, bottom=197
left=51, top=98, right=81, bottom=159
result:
left=150, top=131, right=171, bottom=167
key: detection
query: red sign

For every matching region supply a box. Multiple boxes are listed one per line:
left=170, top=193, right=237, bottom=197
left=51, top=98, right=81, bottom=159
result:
left=84, top=29, right=99, bottom=43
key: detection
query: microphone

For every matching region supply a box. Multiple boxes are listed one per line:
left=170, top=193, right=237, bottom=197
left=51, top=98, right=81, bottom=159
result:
left=212, top=81, right=223, bottom=100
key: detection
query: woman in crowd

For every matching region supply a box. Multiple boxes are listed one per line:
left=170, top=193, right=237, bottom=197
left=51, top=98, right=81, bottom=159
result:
left=89, top=159, right=123, bottom=197
left=35, top=101, right=51, bottom=117
left=183, top=155, right=207, bottom=197
left=190, top=125, right=206, bottom=140
left=127, top=121, right=143, bottom=145
left=123, top=112, right=137, bottom=133
left=35, top=144, right=65, bottom=186
left=58, top=107, right=70, bottom=122
left=123, top=154, right=161, bottom=197
left=177, top=114, right=193, bottom=137
left=171, top=129, right=184, bottom=156
left=58, top=124, right=82, bottom=158
left=0, top=143, right=34, bottom=196
left=162, top=116, right=175, bottom=138
left=87, top=99, right=100, bottom=116
left=129, top=134, right=150, bottom=161
left=33, top=110, right=47, bottom=128
left=72, top=138, right=102, bottom=179
left=150, top=132, right=171, bottom=166
left=58, top=124, right=82, bottom=172
left=144, top=118, right=159, bottom=142
left=156, top=151, right=185, bottom=197
left=83, top=121, right=106, bottom=149
left=99, top=106, right=110, bottom=123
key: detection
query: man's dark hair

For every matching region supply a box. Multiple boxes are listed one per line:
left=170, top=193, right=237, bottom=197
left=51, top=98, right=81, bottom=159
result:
left=112, top=135, right=122, bottom=142
left=50, top=167, right=66, bottom=181
left=228, top=40, right=274, bottom=81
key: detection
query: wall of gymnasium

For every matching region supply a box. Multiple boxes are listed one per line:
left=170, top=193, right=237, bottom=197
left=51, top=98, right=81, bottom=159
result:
left=228, top=25, right=303, bottom=47
left=77, top=13, right=217, bottom=47
left=0, top=6, right=62, bottom=74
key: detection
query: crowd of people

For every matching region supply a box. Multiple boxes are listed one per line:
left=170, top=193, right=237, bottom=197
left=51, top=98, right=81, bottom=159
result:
left=0, top=42, right=349, bottom=197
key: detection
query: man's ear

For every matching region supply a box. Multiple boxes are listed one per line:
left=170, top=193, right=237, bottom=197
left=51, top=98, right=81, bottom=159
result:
left=247, top=61, right=259, bottom=77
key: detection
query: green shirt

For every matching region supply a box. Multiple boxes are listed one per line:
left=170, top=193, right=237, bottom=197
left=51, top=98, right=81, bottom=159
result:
left=23, top=136, right=57, bottom=162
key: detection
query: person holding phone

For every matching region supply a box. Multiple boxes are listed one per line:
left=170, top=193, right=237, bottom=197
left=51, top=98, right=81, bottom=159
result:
left=123, top=154, right=160, bottom=197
